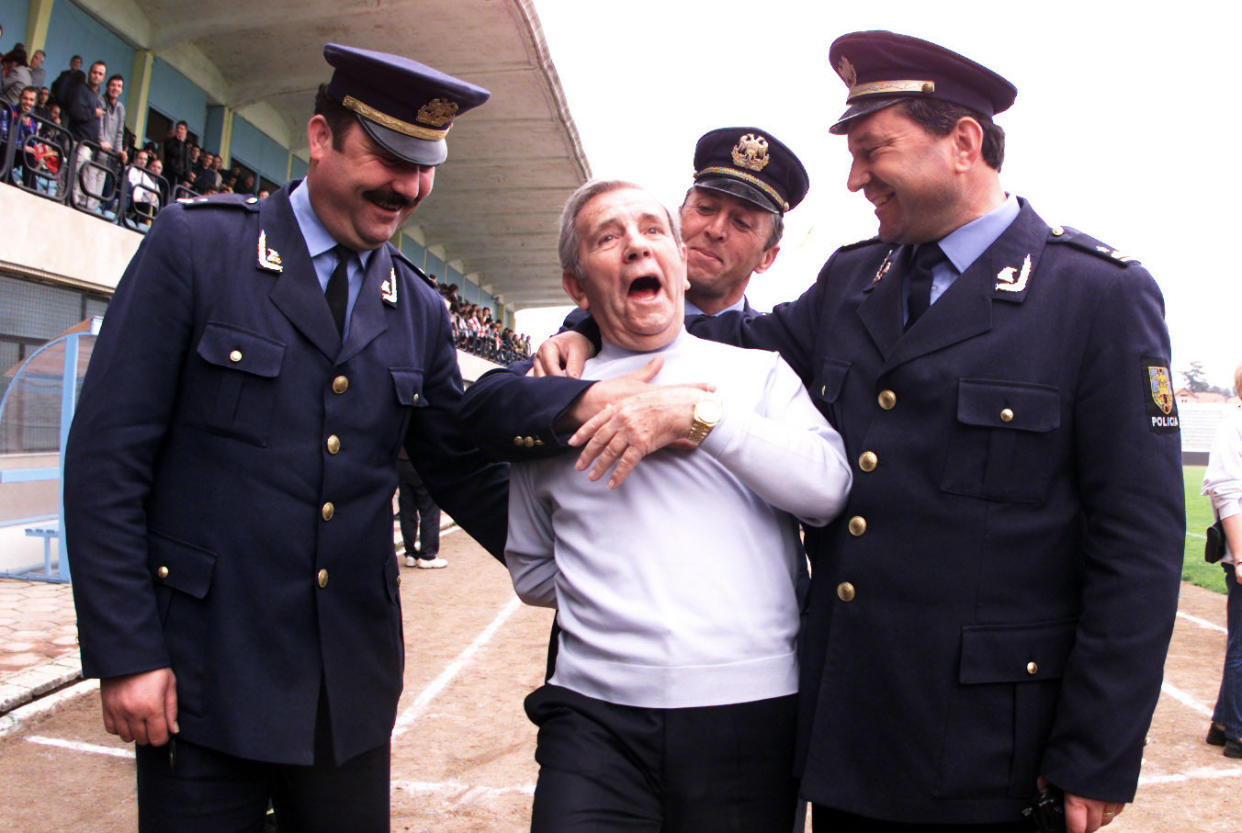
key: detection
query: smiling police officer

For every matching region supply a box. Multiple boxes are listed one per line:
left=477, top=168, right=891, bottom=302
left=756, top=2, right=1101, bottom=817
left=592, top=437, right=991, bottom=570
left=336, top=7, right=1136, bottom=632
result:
left=64, top=44, right=508, bottom=832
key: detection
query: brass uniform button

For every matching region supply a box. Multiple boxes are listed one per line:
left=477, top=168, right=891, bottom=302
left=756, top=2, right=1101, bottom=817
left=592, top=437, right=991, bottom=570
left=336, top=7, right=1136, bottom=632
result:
left=332, top=375, right=349, bottom=394
left=411, top=392, right=420, bottom=405
left=1000, top=408, right=1015, bottom=423
left=317, top=569, right=329, bottom=588
left=837, top=582, right=856, bottom=602
left=156, top=565, right=169, bottom=579
left=321, top=502, right=335, bottom=521
left=524, top=436, right=535, bottom=448
left=228, top=349, right=243, bottom=363
left=534, top=438, right=544, bottom=447
left=877, top=390, right=897, bottom=410
left=858, top=451, right=878, bottom=472
left=1026, top=661, right=1038, bottom=676
left=1050, top=226, right=1065, bottom=236
left=326, top=434, right=341, bottom=455
left=847, top=515, right=867, bottom=536
left=513, top=436, right=524, bottom=447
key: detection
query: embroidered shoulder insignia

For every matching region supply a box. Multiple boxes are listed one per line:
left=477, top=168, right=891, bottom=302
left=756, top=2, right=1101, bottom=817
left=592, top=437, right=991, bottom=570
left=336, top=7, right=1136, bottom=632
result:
left=256, top=229, right=283, bottom=272
left=1141, top=356, right=1179, bottom=434
left=1047, top=226, right=1142, bottom=267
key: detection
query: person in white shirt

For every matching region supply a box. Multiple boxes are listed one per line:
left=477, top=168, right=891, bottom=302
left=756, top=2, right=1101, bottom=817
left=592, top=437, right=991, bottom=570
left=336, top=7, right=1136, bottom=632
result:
left=505, top=179, right=852, bottom=833
left=1204, top=363, right=1242, bottom=758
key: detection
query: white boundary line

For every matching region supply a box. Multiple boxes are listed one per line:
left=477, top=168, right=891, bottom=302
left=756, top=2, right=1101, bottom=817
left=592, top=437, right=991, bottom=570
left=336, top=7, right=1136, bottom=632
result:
left=1160, top=681, right=1214, bottom=717
left=1141, top=764, right=1242, bottom=785
left=1176, top=610, right=1227, bottom=634
left=26, top=734, right=133, bottom=758
left=0, top=678, right=97, bottom=739
left=391, top=596, right=522, bottom=739
left=393, top=779, right=535, bottom=799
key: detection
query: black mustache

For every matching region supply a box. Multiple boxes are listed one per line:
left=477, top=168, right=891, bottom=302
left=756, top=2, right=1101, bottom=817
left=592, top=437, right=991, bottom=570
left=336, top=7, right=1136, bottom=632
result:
left=363, top=189, right=415, bottom=210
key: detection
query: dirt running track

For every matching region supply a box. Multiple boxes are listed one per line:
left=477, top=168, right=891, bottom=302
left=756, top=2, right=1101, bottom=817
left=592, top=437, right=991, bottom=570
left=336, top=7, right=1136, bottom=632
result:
left=2, top=528, right=1241, bottom=832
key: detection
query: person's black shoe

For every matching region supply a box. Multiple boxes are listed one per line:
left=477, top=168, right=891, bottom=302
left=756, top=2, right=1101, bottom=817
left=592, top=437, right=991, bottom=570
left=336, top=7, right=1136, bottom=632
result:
left=1224, top=738, right=1242, bottom=759
left=1208, top=724, right=1228, bottom=746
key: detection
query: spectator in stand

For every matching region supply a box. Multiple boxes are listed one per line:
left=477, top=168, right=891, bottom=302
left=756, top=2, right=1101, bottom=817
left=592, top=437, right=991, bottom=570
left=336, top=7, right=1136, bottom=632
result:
left=100, top=75, right=124, bottom=158
left=49, top=54, right=81, bottom=107
left=236, top=171, right=256, bottom=195
left=65, top=61, right=107, bottom=211
left=125, top=147, right=160, bottom=226
left=33, top=85, right=50, bottom=118
left=29, top=49, right=45, bottom=88
left=147, top=155, right=168, bottom=205
left=11, top=86, right=40, bottom=185
left=188, top=143, right=203, bottom=181
left=193, top=151, right=221, bottom=192
left=162, top=119, right=190, bottom=186
left=256, top=188, right=270, bottom=199
left=2, top=45, right=32, bottom=107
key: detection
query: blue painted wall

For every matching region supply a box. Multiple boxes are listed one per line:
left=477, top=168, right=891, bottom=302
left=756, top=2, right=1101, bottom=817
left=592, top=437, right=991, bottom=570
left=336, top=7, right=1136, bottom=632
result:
left=148, top=57, right=206, bottom=138
left=0, top=0, right=29, bottom=51
left=427, top=253, right=445, bottom=285
left=43, top=1, right=134, bottom=111
left=230, top=115, right=288, bottom=185
left=289, top=155, right=307, bottom=181
left=400, top=236, right=425, bottom=269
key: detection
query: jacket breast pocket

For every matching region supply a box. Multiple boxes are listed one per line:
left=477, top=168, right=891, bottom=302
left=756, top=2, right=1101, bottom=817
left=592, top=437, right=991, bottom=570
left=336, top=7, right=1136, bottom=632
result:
left=148, top=530, right=218, bottom=716
left=388, top=367, right=428, bottom=453
left=940, top=379, right=1061, bottom=503
left=812, top=359, right=850, bottom=422
left=938, top=618, right=1077, bottom=799
left=186, top=322, right=285, bottom=446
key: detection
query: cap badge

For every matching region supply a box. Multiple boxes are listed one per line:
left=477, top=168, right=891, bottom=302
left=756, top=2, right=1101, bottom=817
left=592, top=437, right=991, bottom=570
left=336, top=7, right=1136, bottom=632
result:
left=256, top=229, right=283, bottom=273
left=417, top=98, right=459, bottom=127
left=731, top=134, right=771, bottom=172
left=836, top=56, right=858, bottom=87
left=381, top=268, right=399, bottom=307
left=995, top=254, right=1032, bottom=293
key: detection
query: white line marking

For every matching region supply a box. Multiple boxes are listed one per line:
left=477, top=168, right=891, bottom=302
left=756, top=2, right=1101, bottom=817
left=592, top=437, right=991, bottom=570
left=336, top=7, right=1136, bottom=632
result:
left=0, top=678, right=98, bottom=739
left=392, top=596, right=522, bottom=738
left=393, top=779, right=535, bottom=799
left=1140, top=764, right=1242, bottom=785
left=1160, top=681, right=1214, bottom=717
left=1177, top=611, right=1228, bottom=634
left=1187, top=532, right=1206, bottom=540
left=26, top=735, right=133, bottom=759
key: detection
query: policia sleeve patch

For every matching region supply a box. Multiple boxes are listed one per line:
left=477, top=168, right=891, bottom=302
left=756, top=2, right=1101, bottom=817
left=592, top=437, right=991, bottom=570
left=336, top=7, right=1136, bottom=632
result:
left=1142, top=357, right=1180, bottom=433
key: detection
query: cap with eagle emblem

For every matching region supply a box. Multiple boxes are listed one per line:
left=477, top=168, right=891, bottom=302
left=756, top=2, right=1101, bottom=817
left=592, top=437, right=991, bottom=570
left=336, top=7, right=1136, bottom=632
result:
left=827, top=31, right=1016, bottom=135
left=322, top=43, right=491, bottom=166
left=692, top=126, right=810, bottom=215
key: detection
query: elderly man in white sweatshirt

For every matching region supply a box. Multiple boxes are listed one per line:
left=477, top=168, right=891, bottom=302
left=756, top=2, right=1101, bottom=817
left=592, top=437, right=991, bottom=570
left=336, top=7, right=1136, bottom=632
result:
left=505, top=179, right=852, bottom=833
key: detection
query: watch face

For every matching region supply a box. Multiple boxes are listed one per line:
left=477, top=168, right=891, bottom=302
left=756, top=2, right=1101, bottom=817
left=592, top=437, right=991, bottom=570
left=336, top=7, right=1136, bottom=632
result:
left=696, top=398, right=723, bottom=425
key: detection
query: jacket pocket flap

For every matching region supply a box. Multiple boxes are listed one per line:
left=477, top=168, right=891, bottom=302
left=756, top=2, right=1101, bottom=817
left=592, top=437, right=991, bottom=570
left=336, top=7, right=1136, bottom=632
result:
left=959, top=619, right=1077, bottom=684
left=390, top=368, right=428, bottom=408
left=815, top=359, right=851, bottom=404
left=197, top=322, right=285, bottom=377
left=148, top=531, right=217, bottom=599
left=956, top=380, right=1060, bottom=432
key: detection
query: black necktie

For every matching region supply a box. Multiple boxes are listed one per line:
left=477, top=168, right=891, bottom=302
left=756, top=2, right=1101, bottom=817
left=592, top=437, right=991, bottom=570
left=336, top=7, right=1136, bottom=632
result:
left=905, top=243, right=945, bottom=329
left=325, top=244, right=352, bottom=336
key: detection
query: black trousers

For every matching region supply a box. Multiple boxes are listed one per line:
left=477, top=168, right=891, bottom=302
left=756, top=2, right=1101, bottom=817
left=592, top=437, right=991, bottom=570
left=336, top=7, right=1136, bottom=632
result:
left=812, top=805, right=1034, bottom=832
left=135, top=689, right=389, bottom=833
left=525, top=684, right=799, bottom=833
left=396, top=457, right=440, bottom=557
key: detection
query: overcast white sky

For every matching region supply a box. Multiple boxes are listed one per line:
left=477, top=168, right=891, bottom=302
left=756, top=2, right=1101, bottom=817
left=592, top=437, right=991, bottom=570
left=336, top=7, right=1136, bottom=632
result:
left=517, top=0, right=1241, bottom=387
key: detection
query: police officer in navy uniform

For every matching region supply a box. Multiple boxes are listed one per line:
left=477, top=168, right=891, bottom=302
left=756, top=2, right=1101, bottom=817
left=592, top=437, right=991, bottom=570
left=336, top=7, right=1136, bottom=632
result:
left=458, top=31, right=1184, bottom=833
left=64, top=44, right=508, bottom=832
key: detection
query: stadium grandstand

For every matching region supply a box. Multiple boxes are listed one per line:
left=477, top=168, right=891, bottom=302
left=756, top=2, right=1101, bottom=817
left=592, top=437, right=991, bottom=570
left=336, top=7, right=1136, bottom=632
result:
left=0, top=0, right=589, bottom=579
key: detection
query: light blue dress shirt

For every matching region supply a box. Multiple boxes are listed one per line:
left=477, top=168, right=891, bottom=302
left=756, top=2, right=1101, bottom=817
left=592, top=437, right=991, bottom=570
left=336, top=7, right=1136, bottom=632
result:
left=906, top=194, right=1021, bottom=320
left=288, top=181, right=373, bottom=339
left=684, top=296, right=747, bottom=318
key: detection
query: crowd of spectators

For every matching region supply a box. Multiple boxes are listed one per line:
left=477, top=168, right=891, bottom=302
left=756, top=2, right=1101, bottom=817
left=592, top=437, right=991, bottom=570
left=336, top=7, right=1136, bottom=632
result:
left=2, top=35, right=271, bottom=228
left=438, top=281, right=531, bottom=365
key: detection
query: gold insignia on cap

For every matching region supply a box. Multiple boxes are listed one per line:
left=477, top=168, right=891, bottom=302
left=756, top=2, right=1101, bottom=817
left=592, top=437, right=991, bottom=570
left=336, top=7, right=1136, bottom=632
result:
left=257, top=229, right=283, bottom=273
left=836, top=56, right=858, bottom=87
left=731, top=134, right=771, bottom=172
left=417, top=98, right=459, bottom=128
left=342, top=95, right=450, bottom=141
left=381, top=268, right=399, bottom=307
left=1148, top=365, right=1174, bottom=414
left=995, top=254, right=1032, bottom=293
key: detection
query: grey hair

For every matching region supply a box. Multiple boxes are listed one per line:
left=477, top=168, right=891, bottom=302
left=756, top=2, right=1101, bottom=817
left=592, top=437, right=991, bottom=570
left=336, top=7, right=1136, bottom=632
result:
left=558, top=179, right=682, bottom=279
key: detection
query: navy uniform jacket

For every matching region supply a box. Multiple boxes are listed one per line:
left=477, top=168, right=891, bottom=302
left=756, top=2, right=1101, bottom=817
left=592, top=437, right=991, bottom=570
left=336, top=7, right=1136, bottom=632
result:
left=459, top=200, right=1184, bottom=823
left=64, top=183, right=508, bottom=766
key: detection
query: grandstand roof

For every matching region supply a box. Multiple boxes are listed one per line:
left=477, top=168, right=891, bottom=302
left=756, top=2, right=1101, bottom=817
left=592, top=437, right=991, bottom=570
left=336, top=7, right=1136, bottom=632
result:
left=78, top=0, right=590, bottom=309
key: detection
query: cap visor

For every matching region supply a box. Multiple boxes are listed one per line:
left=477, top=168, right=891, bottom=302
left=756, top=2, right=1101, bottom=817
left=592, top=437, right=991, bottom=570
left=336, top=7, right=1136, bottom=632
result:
left=358, top=116, right=447, bottom=166
left=693, top=176, right=780, bottom=214
left=828, top=97, right=906, bottom=135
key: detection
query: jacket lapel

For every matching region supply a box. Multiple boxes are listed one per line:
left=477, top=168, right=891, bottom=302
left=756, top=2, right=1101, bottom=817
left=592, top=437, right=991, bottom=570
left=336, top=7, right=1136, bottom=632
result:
left=856, top=245, right=904, bottom=361
left=337, top=244, right=392, bottom=365
left=262, top=184, right=341, bottom=361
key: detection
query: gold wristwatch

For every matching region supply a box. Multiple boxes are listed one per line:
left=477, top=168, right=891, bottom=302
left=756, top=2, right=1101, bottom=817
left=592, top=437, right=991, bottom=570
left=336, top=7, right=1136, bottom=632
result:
left=687, top=397, right=723, bottom=446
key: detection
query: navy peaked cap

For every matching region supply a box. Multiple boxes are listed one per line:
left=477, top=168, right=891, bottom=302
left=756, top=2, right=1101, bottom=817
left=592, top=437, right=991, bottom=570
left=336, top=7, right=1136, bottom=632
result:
left=323, top=43, right=490, bottom=166
left=827, top=31, right=1016, bottom=134
left=692, top=127, right=810, bottom=214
